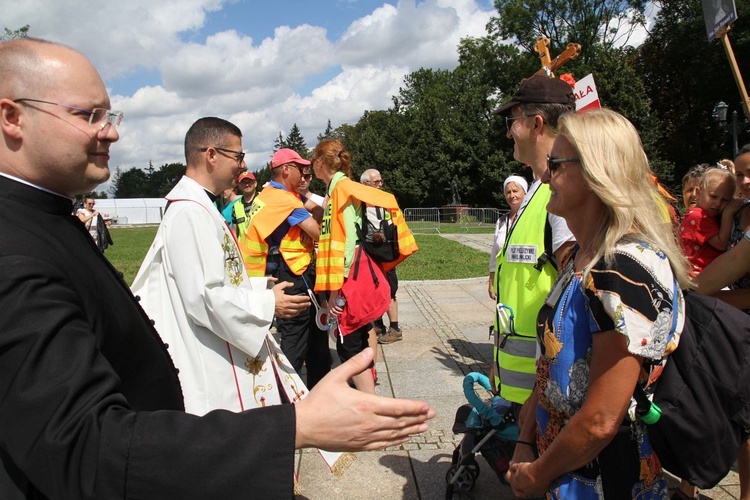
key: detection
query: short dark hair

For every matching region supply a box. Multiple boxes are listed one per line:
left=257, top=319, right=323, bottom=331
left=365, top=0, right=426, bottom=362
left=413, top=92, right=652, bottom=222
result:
left=518, top=102, right=575, bottom=131
left=681, top=163, right=710, bottom=189
left=184, top=117, right=242, bottom=165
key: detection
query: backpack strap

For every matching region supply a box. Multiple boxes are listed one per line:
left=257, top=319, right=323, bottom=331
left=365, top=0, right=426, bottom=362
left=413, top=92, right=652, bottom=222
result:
left=350, top=246, right=380, bottom=286
left=354, top=202, right=367, bottom=245
left=533, top=217, right=555, bottom=271
left=633, top=278, right=680, bottom=424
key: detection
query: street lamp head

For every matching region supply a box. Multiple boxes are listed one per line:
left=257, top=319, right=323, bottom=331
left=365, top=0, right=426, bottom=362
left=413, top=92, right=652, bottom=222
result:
left=714, top=101, right=729, bottom=123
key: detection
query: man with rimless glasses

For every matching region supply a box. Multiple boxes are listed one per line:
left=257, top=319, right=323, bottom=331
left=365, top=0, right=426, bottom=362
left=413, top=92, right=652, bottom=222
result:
left=489, top=76, right=576, bottom=463
left=238, top=148, right=331, bottom=388
left=0, top=38, right=435, bottom=499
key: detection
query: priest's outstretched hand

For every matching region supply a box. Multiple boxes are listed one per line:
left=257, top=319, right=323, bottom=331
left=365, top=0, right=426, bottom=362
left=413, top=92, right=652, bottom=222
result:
left=293, top=347, right=435, bottom=451
left=272, top=281, right=311, bottom=318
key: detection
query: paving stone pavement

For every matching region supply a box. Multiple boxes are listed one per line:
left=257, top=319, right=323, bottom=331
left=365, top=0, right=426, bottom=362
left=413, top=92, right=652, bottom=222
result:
left=292, top=233, right=741, bottom=499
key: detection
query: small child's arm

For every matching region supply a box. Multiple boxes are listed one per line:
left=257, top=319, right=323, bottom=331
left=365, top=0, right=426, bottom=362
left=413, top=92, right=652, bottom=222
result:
left=708, top=199, right=744, bottom=250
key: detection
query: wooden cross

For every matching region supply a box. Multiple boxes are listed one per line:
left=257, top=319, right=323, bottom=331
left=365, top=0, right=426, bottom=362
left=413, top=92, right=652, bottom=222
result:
left=533, top=36, right=581, bottom=78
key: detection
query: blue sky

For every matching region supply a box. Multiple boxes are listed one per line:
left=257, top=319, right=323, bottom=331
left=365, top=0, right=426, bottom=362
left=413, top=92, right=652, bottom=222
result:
left=111, top=0, right=398, bottom=97
left=5, top=0, right=497, bottom=183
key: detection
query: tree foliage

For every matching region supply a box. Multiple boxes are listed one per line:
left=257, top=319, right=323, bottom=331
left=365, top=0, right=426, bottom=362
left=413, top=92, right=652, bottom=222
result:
left=274, top=123, right=309, bottom=158
left=636, top=0, right=750, bottom=181
left=329, top=0, right=676, bottom=208
left=488, top=0, right=647, bottom=61
left=110, top=162, right=186, bottom=198
left=317, top=119, right=334, bottom=141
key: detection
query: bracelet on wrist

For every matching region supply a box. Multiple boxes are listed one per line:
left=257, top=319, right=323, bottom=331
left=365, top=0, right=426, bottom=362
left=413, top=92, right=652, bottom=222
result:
left=516, top=440, right=536, bottom=448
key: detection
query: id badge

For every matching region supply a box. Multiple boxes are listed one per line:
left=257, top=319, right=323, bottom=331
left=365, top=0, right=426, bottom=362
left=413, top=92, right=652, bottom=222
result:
left=506, top=244, right=538, bottom=264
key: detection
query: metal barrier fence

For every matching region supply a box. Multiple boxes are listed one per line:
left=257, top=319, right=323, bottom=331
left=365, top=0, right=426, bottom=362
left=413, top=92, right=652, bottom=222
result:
left=403, top=207, right=508, bottom=233
left=403, top=208, right=441, bottom=234
left=458, top=208, right=505, bottom=230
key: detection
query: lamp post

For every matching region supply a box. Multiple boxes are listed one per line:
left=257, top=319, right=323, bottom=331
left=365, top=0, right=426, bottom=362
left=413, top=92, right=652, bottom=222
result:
left=732, top=110, right=741, bottom=158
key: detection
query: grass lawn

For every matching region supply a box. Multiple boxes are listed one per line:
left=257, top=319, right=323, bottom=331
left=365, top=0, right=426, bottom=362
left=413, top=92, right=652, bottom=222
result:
left=397, top=235, right=489, bottom=280
left=106, top=226, right=159, bottom=285
left=410, top=221, right=496, bottom=235
left=106, top=225, right=490, bottom=285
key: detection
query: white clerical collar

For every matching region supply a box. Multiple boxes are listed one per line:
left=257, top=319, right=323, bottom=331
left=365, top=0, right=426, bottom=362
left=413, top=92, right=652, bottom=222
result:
left=0, top=172, right=76, bottom=202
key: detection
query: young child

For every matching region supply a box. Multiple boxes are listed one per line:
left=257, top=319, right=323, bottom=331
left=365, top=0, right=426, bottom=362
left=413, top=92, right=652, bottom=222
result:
left=679, top=167, right=739, bottom=274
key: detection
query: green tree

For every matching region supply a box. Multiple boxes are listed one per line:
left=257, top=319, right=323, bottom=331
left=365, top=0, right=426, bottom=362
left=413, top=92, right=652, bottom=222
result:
left=148, top=162, right=186, bottom=197
left=273, top=131, right=286, bottom=151
left=285, top=123, right=309, bottom=158
left=485, top=0, right=670, bottom=183
left=488, top=0, right=647, bottom=62
left=111, top=168, right=150, bottom=198
left=635, top=0, right=750, bottom=183
left=317, top=119, right=334, bottom=141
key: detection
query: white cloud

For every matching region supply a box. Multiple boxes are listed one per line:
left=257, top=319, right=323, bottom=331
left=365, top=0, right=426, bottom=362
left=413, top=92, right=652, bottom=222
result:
left=161, top=25, right=335, bottom=97
left=613, top=1, right=661, bottom=49
left=337, top=0, right=492, bottom=69
left=6, top=0, right=225, bottom=79
left=3, top=0, right=494, bottom=184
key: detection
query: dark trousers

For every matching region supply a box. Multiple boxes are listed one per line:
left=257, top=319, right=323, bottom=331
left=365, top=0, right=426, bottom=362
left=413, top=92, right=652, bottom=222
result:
left=276, top=266, right=331, bottom=389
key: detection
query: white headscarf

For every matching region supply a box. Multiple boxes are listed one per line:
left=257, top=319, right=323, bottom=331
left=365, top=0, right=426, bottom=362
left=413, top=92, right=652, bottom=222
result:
left=503, top=175, right=528, bottom=194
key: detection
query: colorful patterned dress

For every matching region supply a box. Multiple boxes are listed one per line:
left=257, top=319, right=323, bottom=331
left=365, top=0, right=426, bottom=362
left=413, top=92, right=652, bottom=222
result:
left=535, top=237, right=685, bottom=499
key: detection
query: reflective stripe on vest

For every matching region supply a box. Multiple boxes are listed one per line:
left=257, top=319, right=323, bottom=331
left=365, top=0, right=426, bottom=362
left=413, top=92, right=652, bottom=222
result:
left=233, top=200, right=250, bottom=238
left=494, top=183, right=558, bottom=404
left=278, top=226, right=312, bottom=275
left=494, top=337, right=537, bottom=403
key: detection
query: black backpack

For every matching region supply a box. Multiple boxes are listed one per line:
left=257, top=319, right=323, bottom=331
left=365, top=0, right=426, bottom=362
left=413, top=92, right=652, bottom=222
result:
left=634, top=291, right=750, bottom=489
left=355, top=204, right=399, bottom=263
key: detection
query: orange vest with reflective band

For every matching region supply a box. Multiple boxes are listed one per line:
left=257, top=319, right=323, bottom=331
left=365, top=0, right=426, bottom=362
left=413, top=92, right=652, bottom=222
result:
left=314, top=177, right=418, bottom=291
left=238, top=186, right=313, bottom=277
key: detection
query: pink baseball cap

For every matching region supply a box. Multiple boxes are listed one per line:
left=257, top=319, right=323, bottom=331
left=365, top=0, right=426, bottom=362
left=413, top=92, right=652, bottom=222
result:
left=271, top=148, right=311, bottom=169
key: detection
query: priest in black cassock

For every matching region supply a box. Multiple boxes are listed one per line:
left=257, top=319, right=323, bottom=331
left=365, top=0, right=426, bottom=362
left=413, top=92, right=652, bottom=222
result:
left=0, top=37, right=434, bottom=500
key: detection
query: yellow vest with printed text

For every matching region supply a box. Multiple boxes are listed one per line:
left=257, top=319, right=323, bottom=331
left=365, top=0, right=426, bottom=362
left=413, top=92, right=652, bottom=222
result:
left=494, top=184, right=558, bottom=404
left=237, top=186, right=313, bottom=277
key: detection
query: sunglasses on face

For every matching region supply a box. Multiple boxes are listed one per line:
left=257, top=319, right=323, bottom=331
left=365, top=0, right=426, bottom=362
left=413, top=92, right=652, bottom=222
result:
left=283, top=163, right=312, bottom=180
left=546, top=155, right=581, bottom=173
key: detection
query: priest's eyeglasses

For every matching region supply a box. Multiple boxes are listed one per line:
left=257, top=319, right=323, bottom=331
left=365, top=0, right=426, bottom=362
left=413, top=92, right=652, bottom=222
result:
left=13, top=98, right=123, bottom=130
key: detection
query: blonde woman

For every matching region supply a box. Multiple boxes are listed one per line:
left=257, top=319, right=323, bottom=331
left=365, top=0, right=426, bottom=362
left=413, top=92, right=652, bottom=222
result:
left=508, top=109, right=691, bottom=498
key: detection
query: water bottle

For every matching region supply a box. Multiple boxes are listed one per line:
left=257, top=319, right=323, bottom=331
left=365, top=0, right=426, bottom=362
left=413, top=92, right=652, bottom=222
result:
left=327, top=294, right=346, bottom=341
left=335, top=294, right=346, bottom=309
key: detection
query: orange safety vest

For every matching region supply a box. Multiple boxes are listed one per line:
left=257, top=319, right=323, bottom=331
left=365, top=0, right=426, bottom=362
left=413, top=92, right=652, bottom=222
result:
left=238, top=186, right=314, bottom=277
left=314, top=176, right=418, bottom=291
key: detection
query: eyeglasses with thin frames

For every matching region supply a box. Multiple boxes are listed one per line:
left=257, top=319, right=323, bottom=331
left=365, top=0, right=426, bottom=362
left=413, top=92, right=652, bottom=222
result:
left=200, top=146, right=245, bottom=165
left=505, top=113, right=535, bottom=132
left=13, top=98, right=123, bottom=130
left=368, top=179, right=383, bottom=186
left=546, top=155, right=581, bottom=173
